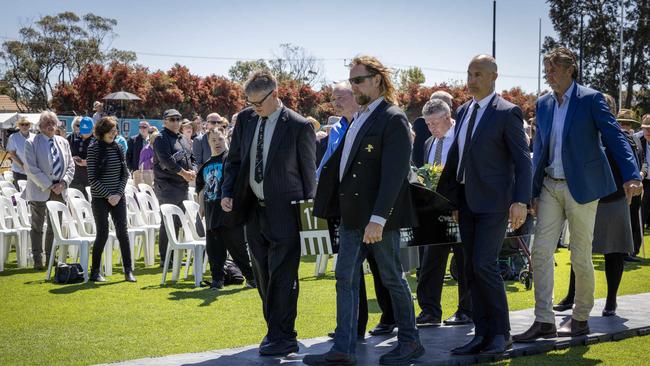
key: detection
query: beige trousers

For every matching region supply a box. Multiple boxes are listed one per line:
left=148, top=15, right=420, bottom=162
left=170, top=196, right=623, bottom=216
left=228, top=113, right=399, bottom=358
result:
left=533, top=177, right=598, bottom=322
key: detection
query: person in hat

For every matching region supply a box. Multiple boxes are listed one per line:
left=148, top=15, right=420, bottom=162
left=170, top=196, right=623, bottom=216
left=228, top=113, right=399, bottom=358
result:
left=6, top=117, right=35, bottom=190
left=153, top=109, right=196, bottom=265
left=92, top=101, right=105, bottom=123
left=127, top=120, right=151, bottom=186
left=67, top=116, right=95, bottom=197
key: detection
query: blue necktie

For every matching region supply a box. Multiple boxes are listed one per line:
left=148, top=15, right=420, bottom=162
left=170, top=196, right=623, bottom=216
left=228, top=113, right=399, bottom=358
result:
left=50, top=138, right=63, bottom=179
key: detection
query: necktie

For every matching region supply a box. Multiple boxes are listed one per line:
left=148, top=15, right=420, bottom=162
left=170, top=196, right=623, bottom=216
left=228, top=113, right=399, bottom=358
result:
left=456, top=103, right=480, bottom=183
left=254, top=117, right=268, bottom=183
left=433, top=136, right=445, bottom=166
left=50, top=138, right=63, bottom=179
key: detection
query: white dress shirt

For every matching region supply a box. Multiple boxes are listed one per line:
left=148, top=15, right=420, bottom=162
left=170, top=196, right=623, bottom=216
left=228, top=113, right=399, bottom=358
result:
left=545, top=82, right=575, bottom=179
left=456, top=92, right=496, bottom=182
left=427, top=122, right=455, bottom=167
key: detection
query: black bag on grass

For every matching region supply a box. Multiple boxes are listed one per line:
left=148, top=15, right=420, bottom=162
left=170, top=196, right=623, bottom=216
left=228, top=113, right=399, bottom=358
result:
left=223, top=260, right=244, bottom=285
left=54, top=263, right=85, bottom=284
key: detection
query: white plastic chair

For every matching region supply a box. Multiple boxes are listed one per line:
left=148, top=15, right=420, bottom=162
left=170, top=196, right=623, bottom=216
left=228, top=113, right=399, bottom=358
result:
left=159, top=204, right=206, bottom=287
left=1, top=186, right=18, bottom=198
left=0, top=197, right=28, bottom=271
left=13, top=194, right=31, bottom=229
left=66, top=187, right=87, bottom=202
left=17, top=180, right=27, bottom=193
left=45, top=201, right=93, bottom=282
left=2, top=171, right=13, bottom=183
left=0, top=181, right=16, bottom=191
left=124, top=184, right=138, bottom=201
left=125, top=195, right=156, bottom=266
left=85, top=187, right=92, bottom=202
left=182, top=200, right=208, bottom=276
left=136, top=192, right=161, bottom=226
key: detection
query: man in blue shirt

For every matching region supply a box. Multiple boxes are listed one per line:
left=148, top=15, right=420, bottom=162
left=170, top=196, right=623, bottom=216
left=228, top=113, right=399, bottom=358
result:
left=316, top=81, right=353, bottom=179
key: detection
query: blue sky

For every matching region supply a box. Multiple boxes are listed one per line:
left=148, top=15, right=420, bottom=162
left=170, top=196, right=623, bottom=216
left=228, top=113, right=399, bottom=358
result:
left=1, top=0, right=558, bottom=93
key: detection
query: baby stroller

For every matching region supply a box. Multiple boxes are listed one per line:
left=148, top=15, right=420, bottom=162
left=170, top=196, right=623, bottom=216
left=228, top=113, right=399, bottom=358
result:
left=449, top=214, right=534, bottom=290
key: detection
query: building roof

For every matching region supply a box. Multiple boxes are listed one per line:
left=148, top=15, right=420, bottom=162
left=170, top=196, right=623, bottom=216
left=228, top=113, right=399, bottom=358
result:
left=0, top=95, right=26, bottom=113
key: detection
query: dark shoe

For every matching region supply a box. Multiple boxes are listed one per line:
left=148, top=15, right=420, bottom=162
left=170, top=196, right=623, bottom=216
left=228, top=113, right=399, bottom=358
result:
left=451, top=335, right=488, bottom=355
left=444, top=311, right=473, bottom=325
left=34, top=261, right=46, bottom=271
left=513, top=321, right=557, bottom=343
left=124, top=271, right=136, bottom=282
left=211, top=280, right=224, bottom=289
left=327, top=331, right=365, bottom=340
left=368, top=323, right=396, bottom=336
left=260, top=336, right=270, bottom=348
left=481, top=335, right=512, bottom=355
left=553, top=298, right=574, bottom=312
left=379, top=341, right=425, bottom=365
left=416, top=312, right=441, bottom=326
left=246, top=279, right=257, bottom=288
left=303, top=350, right=357, bottom=365
left=557, top=318, right=589, bottom=337
left=624, top=255, right=641, bottom=263
left=90, top=271, right=107, bottom=282
left=602, top=303, right=617, bottom=317
left=259, top=339, right=298, bottom=356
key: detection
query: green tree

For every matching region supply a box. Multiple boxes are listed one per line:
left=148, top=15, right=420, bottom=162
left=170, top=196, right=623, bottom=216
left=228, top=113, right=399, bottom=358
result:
left=228, top=59, right=269, bottom=83
left=269, top=43, right=324, bottom=87
left=395, top=66, right=426, bottom=91
left=0, top=12, right=136, bottom=111
left=544, top=0, right=650, bottom=108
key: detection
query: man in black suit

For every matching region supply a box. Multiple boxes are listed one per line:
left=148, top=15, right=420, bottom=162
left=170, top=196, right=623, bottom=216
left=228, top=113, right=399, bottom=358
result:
left=305, top=56, right=424, bottom=366
left=437, top=55, right=532, bottom=355
left=637, top=115, right=650, bottom=231
left=221, top=70, right=316, bottom=357
left=416, top=98, right=473, bottom=328
left=411, top=90, right=454, bottom=168
left=126, top=120, right=149, bottom=180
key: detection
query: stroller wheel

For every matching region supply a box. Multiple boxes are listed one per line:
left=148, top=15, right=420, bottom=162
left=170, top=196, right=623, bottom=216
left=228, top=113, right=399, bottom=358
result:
left=449, top=255, right=458, bottom=281
left=519, top=270, right=532, bottom=290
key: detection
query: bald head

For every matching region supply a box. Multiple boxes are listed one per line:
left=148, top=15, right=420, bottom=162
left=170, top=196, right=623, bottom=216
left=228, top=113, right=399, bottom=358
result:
left=467, top=54, right=498, bottom=100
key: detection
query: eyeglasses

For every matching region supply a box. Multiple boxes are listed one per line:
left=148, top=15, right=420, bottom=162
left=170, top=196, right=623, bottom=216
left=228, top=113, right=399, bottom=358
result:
left=139, top=126, right=148, bottom=129
left=166, top=117, right=181, bottom=122
left=207, top=120, right=219, bottom=124
left=246, top=89, right=274, bottom=107
left=348, top=74, right=376, bottom=85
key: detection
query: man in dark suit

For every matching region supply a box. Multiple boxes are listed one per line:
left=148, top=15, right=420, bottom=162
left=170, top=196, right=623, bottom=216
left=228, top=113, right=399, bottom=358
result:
left=411, top=90, right=454, bottom=168
left=416, top=98, right=472, bottom=328
left=126, top=120, right=149, bottom=180
left=305, top=56, right=424, bottom=366
left=639, top=116, right=650, bottom=232
left=221, top=70, right=316, bottom=357
left=437, top=55, right=532, bottom=355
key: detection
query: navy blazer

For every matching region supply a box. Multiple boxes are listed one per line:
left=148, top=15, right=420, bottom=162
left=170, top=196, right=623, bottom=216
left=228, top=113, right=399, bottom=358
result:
left=532, top=83, right=640, bottom=204
left=221, top=106, right=316, bottom=240
left=437, top=94, right=532, bottom=213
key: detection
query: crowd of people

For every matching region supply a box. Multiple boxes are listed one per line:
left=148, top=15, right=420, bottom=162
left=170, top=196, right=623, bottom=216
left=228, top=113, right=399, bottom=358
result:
left=5, top=45, right=650, bottom=365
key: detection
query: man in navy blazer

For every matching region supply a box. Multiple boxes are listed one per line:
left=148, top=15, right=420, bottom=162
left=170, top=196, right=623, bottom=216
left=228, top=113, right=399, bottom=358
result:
left=221, top=70, right=316, bottom=357
left=514, top=47, right=642, bottom=342
left=437, top=55, right=532, bottom=355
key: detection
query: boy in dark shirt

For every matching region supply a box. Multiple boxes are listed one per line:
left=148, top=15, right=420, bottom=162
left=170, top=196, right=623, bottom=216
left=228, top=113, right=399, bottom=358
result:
left=196, top=127, right=256, bottom=289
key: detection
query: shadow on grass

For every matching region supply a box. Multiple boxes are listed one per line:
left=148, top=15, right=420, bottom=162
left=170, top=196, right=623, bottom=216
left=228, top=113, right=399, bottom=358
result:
left=48, top=280, right=122, bottom=294
left=168, top=286, right=247, bottom=306
left=502, top=343, right=601, bottom=366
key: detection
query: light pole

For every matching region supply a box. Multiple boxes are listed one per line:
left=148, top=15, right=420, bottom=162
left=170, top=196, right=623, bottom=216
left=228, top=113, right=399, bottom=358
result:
left=492, top=0, right=497, bottom=58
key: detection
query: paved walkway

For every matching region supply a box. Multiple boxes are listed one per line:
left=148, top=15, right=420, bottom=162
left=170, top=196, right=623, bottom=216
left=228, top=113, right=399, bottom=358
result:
left=99, top=293, right=650, bottom=366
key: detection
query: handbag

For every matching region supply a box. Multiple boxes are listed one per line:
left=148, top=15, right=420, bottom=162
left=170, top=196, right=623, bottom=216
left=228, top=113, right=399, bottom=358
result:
left=53, top=263, right=85, bottom=284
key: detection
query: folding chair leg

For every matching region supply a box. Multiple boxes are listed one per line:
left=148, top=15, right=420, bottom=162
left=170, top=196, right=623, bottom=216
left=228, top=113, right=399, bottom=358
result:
left=104, top=239, right=113, bottom=277
left=184, top=249, right=192, bottom=280
left=128, top=232, right=136, bottom=271
left=161, top=246, right=172, bottom=285
left=171, top=249, right=182, bottom=282
left=332, top=254, right=338, bottom=273
left=80, top=243, right=89, bottom=283
left=17, top=233, right=28, bottom=268
left=145, top=228, right=155, bottom=266
left=45, top=244, right=58, bottom=280
left=203, top=251, right=208, bottom=274
left=0, top=236, right=5, bottom=272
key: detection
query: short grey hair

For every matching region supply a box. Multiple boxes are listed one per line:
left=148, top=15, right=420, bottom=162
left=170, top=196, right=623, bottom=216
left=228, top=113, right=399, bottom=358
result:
left=39, top=111, right=58, bottom=126
left=422, top=98, right=451, bottom=117
left=429, top=90, right=453, bottom=109
left=333, top=80, right=352, bottom=92
left=244, top=70, right=277, bottom=95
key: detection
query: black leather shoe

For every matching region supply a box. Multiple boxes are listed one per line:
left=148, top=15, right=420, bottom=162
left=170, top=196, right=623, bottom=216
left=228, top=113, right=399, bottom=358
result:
left=259, top=339, right=298, bottom=356
left=602, top=303, right=617, bottom=317
left=90, top=271, right=107, bottom=282
left=303, top=350, right=357, bottom=365
left=553, top=298, right=574, bottom=312
left=328, top=331, right=365, bottom=340
left=557, top=318, right=589, bottom=337
left=624, top=255, right=641, bottom=263
left=368, top=323, right=396, bottom=336
left=513, top=321, right=557, bottom=342
left=451, top=335, right=487, bottom=355
left=124, top=271, right=136, bottom=282
left=379, top=341, right=425, bottom=365
left=416, top=312, right=441, bottom=326
left=444, top=311, right=473, bottom=325
left=260, top=336, right=270, bottom=348
left=481, top=335, right=512, bottom=355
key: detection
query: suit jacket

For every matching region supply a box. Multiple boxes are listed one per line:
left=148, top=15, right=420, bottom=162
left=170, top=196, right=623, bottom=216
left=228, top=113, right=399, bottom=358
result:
left=192, top=133, right=212, bottom=167
left=411, top=116, right=431, bottom=168
left=634, top=131, right=649, bottom=179
left=22, top=133, right=75, bottom=202
left=532, top=83, right=640, bottom=204
left=437, top=94, right=532, bottom=213
left=222, top=106, right=316, bottom=240
left=126, top=134, right=145, bottom=171
left=313, top=100, right=417, bottom=230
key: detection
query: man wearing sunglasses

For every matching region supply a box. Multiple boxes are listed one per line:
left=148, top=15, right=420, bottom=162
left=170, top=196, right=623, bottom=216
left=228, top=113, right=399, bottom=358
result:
left=153, top=109, right=196, bottom=264
left=193, top=113, right=223, bottom=167
left=221, top=70, right=316, bottom=357
left=307, top=56, right=423, bottom=366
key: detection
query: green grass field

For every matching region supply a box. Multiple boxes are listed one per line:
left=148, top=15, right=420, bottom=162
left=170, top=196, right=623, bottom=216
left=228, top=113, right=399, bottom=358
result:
left=1, top=244, right=649, bottom=366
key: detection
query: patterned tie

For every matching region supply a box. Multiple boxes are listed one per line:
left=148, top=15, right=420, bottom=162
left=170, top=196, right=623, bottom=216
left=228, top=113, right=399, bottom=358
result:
left=50, top=138, right=63, bottom=179
left=254, top=117, right=268, bottom=183
left=456, top=103, right=480, bottom=183
left=433, top=136, right=445, bottom=166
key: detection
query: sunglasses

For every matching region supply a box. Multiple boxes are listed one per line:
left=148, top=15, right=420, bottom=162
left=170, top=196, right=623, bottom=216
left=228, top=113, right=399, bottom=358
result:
left=166, top=117, right=181, bottom=122
left=246, top=89, right=274, bottom=107
left=139, top=126, right=148, bottom=129
left=348, top=74, right=376, bottom=85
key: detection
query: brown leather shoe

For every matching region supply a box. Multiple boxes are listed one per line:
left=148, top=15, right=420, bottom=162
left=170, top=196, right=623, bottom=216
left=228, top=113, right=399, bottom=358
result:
left=557, top=318, right=589, bottom=337
left=512, top=321, right=557, bottom=343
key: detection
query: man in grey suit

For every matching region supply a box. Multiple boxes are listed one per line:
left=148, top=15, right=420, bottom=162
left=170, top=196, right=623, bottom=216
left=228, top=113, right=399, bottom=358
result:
left=193, top=113, right=224, bottom=167
left=23, top=111, right=75, bottom=270
left=221, top=70, right=316, bottom=357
